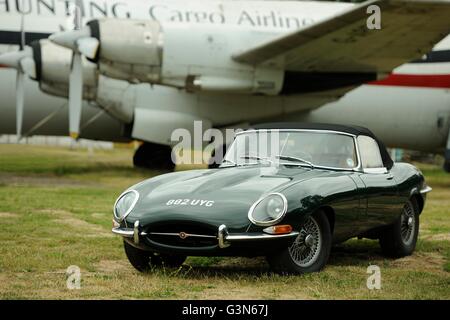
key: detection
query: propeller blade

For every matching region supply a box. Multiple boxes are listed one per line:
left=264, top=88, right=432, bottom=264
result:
left=77, top=37, right=100, bottom=60
left=48, top=15, right=94, bottom=140
left=16, top=71, right=25, bottom=139
left=17, top=0, right=26, bottom=139
left=20, top=56, right=36, bottom=79
left=19, top=1, right=25, bottom=50
left=0, top=48, right=34, bottom=140
left=68, top=52, right=83, bottom=139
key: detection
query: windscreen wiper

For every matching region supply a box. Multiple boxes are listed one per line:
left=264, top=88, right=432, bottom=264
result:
left=240, top=155, right=273, bottom=164
left=220, top=159, right=237, bottom=167
left=276, top=155, right=314, bottom=168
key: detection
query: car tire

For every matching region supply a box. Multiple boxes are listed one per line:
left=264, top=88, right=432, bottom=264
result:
left=266, top=209, right=332, bottom=274
left=379, top=198, right=420, bottom=258
left=123, top=241, right=186, bottom=272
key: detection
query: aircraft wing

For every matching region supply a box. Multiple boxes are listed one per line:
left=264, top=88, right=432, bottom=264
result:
left=233, top=0, right=450, bottom=73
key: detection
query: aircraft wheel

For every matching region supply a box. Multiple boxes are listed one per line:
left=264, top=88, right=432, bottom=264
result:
left=133, top=142, right=175, bottom=171
left=208, top=144, right=228, bottom=169
left=444, top=160, right=450, bottom=173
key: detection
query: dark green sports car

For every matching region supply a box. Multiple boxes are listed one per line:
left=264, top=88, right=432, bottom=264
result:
left=112, top=123, right=432, bottom=274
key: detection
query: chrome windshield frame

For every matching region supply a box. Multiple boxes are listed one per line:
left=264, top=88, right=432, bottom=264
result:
left=225, top=129, right=363, bottom=172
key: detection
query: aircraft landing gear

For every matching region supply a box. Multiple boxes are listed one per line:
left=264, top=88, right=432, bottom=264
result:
left=208, top=144, right=229, bottom=169
left=444, top=150, right=450, bottom=173
left=133, top=142, right=175, bottom=171
left=444, top=160, right=450, bottom=173
left=445, top=130, right=450, bottom=173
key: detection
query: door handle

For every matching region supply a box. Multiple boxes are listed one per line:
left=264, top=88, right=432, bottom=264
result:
left=386, top=174, right=394, bottom=180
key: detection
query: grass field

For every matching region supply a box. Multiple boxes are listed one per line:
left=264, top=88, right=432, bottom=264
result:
left=0, top=144, right=448, bottom=299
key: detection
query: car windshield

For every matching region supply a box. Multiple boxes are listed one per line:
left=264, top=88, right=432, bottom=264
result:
left=222, top=130, right=358, bottom=170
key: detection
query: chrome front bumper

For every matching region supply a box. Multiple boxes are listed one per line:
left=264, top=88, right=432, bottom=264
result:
left=420, top=185, right=432, bottom=194
left=112, top=221, right=299, bottom=249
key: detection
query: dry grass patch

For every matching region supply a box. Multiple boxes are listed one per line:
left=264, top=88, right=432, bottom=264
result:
left=421, top=233, right=450, bottom=242
left=52, top=217, right=113, bottom=238
left=390, top=252, right=446, bottom=274
left=94, top=260, right=131, bottom=274
left=39, top=209, right=113, bottom=238
left=0, top=212, right=19, bottom=218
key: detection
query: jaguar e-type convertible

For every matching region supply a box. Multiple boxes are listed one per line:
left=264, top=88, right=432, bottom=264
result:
left=112, top=123, right=431, bottom=274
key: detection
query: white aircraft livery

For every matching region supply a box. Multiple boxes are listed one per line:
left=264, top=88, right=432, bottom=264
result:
left=0, top=0, right=450, bottom=171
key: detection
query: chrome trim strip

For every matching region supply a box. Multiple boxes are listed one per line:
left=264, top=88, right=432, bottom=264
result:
left=226, top=231, right=299, bottom=241
left=420, top=185, right=432, bottom=194
left=113, top=189, right=140, bottom=222
left=113, top=224, right=299, bottom=249
left=237, top=129, right=357, bottom=138
left=133, top=220, right=140, bottom=244
left=148, top=232, right=217, bottom=239
left=230, top=129, right=362, bottom=172
left=112, top=228, right=133, bottom=237
left=364, top=167, right=388, bottom=174
left=112, top=227, right=147, bottom=238
left=248, top=192, right=288, bottom=227
left=353, top=135, right=363, bottom=172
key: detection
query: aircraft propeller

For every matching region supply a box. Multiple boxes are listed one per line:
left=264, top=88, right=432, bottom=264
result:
left=49, top=20, right=99, bottom=139
left=0, top=11, right=36, bottom=139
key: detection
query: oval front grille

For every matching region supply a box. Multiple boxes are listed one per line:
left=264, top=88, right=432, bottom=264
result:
left=145, top=222, right=218, bottom=248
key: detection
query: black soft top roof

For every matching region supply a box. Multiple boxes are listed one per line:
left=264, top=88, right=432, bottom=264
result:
left=251, top=122, right=394, bottom=169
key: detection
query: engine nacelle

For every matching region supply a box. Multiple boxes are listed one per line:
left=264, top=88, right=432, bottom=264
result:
left=31, top=40, right=97, bottom=100
left=95, top=75, right=135, bottom=124
left=89, top=19, right=284, bottom=95
left=89, top=19, right=162, bottom=84
left=29, top=40, right=134, bottom=124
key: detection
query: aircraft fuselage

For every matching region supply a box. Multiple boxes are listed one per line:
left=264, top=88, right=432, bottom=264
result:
left=0, top=0, right=449, bottom=155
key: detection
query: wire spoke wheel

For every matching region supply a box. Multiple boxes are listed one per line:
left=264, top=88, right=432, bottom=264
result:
left=400, top=200, right=415, bottom=245
left=288, top=216, right=322, bottom=267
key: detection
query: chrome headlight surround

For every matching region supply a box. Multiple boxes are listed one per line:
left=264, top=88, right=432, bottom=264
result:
left=248, top=193, right=288, bottom=227
left=113, top=190, right=139, bottom=221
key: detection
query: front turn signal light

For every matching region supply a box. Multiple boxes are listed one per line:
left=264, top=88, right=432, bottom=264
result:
left=112, top=220, right=120, bottom=228
left=263, top=224, right=293, bottom=235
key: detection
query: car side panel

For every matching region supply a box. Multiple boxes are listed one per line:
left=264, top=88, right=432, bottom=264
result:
left=390, top=163, right=425, bottom=207
left=356, top=171, right=400, bottom=232
left=281, top=172, right=364, bottom=243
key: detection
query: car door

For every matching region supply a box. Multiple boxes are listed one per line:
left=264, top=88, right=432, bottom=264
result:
left=356, top=136, right=399, bottom=230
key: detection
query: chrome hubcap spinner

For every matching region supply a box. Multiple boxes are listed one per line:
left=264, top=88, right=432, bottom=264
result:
left=400, top=201, right=415, bottom=245
left=288, top=216, right=322, bottom=267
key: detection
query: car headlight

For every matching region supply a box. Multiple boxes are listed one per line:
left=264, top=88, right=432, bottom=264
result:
left=114, top=190, right=139, bottom=221
left=248, top=193, right=288, bottom=226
